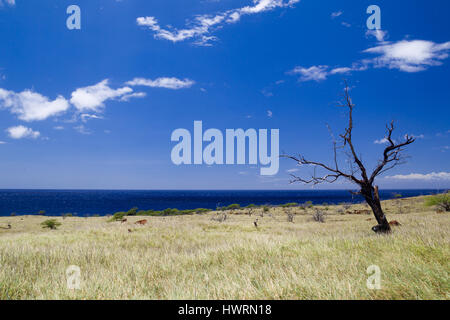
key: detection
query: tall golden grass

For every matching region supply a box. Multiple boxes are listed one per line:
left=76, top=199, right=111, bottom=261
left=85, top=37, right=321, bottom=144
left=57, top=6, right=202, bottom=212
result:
left=0, top=195, right=448, bottom=300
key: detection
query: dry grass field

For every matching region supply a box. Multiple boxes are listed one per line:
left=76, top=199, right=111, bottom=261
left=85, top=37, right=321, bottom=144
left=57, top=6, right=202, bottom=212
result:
left=0, top=195, right=448, bottom=300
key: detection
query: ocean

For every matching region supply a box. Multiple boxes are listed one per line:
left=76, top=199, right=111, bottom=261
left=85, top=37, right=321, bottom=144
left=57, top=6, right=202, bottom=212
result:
left=0, top=189, right=440, bottom=217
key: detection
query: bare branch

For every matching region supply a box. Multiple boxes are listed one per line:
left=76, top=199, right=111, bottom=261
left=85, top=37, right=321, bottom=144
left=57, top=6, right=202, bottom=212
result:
left=369, top=122, right=416, bottom=184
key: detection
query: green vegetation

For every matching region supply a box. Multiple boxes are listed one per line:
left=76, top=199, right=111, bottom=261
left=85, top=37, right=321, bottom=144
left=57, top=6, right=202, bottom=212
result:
left=305, top=201, right=314, bottom=208
left=280, top=202, right=298, bottom=208
left=110, top=207, right=211, bottom=221
left=425, top=193, right=450, bottom=212
left=226, top=204, right=240, bottom=211
left=41, top=219, right=61, bottom=230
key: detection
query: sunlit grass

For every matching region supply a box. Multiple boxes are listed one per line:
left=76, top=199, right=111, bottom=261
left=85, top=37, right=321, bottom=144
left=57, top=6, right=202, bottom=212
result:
left=0, top=195, right=448, bottom=300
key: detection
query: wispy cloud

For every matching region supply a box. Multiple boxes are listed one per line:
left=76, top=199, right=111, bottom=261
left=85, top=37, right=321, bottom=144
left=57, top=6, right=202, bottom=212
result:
left=80, top=113, right=104, bottom=123
left=374, top=138, right=389, bottom=144
left=289, top=39, right=450, bottom=82
left=126, top=77, right=195, bottom=89
left=120, top=92, right=147, bottom=101
left=385, top=172, right=450, bottom=181
left=0, top=0, right=15, bottom=7
left=365, top=29, right=388, bottom=42
left=70, top=80, right=134, bottom=113
left=137, top=0, right=300, bottom=46
left=0, top=88, right=69, bottom=122
left=364, top=40, right=450, bottom=72
left=74, top=124, right=92, bottom=135
left=288, top=65, right=329, bottom=82
left=6, top=125, right=40, bottom=139
left=330, top=11, right=342, bottom=19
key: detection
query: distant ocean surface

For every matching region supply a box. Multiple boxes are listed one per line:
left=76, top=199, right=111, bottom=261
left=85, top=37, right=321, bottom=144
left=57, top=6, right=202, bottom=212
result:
left=0, top=189, right=441, bottom=217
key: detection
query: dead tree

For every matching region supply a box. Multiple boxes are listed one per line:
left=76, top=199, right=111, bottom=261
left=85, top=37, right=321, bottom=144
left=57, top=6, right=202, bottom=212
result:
left=283, top=84, right=415, bottom=233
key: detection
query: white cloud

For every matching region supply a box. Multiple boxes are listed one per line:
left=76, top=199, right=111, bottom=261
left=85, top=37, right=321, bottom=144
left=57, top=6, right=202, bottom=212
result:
left=126, top=77, right=195, bottom=89
left=0, top=88, right=69, bottom=122
left=331, top=11, right=342, bottom=18
left=53, top=126, right=64, bottom=130
left=6, top=125, right=40, bottom=139
left=120, top=92, right=147, bottom=101
left=374, top=138, right=389, bottom=144
left=364, top=40, right=450, bottom=72
left=385, top=172, right=450, bottom=181
left=286, top=168, right=299, bottom=173
left=80, top=113, right=103, bottom=123
left=289, top=65, right=329, bottom=82
left=329, top=67, right=352, bottom=75
left=70, top=80, right=133, bottom=112
left=267, top=110, right=273, bottom=118
left=137, top=0, right=300, bottom=45
left=289, top=39, right=450, bottom=82
left=366, top=29, right=388, bottom=42
left=0, top=141, right=6, bottom=144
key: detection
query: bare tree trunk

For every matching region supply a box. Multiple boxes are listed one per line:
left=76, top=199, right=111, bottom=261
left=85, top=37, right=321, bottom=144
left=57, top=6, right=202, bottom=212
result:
left=283, top=85, right=415, bottom=233
left=361, top=185, right=391, bottom=233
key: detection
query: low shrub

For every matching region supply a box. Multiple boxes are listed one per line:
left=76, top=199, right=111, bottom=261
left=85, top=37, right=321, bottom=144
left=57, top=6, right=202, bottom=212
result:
left=41, top=219, right=61, bottom=230
left=425, top=193, right=450, bottom=212
left=313, top=210, right=326, bottom=223
left=281, top=202, right=298, bottom=208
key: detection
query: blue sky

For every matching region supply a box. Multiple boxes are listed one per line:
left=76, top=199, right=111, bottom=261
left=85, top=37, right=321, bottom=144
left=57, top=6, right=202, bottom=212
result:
left=0, top=0, right=449, bottom=190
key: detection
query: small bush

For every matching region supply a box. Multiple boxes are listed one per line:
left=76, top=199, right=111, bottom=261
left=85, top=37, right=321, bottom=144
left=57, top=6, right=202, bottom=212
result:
left=195, top=208, right=210, bottom=214
left=425, top=193, right=450, bottom=212
left=263, top=206, right=270, bottom=213
left=110, top=211, right=127, bottom=221
left=226, top=204, right=241, bottom=211
left=313, top=210, right=326, bottom=223
left=38, top=210, right=46, bottom=216
left=41, top=219, right=61, bottom=230
left=127, top=207, right=139, bottom=216
left=281, top=202, right=298, bottom=208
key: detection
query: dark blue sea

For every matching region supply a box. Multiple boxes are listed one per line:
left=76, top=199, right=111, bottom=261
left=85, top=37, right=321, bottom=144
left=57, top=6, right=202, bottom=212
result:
left=0, top=189, right=441, bottom=217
